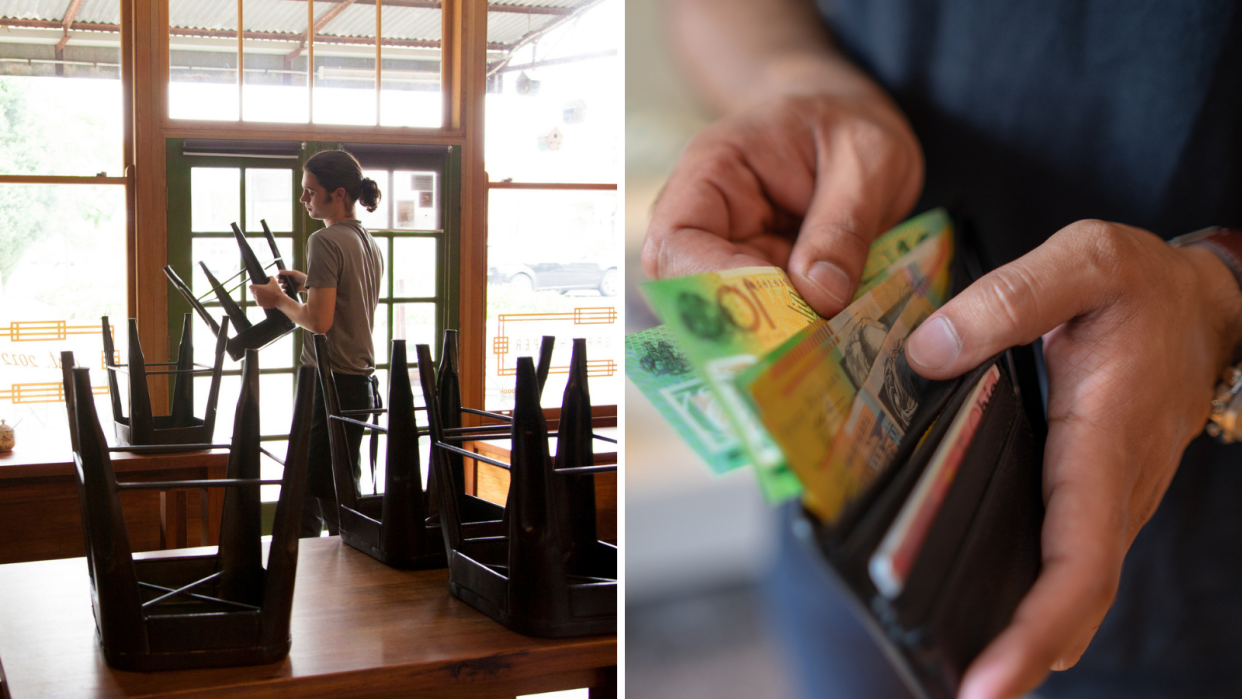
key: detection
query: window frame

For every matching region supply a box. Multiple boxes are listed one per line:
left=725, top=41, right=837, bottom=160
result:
left=165, top=139, right=462, bottom=433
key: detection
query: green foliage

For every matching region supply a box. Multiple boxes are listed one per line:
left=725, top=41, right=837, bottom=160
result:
left=0, top=77, right=124, bottom=298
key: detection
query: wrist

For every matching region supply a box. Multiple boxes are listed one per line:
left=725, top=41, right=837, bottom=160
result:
left=1175, top=229, right=1242, bottom=372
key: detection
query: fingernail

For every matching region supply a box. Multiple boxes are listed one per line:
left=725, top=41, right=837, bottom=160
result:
left=805, top=261, right=851, bottom=307
left=908, top=315, right=960, bottom=370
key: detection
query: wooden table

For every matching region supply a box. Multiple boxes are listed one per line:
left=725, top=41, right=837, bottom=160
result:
left=0, top=447, right=229, bottom=564
left=465, top=428, right=618, bottom=541
left=0, top=537, right=617, bottom=698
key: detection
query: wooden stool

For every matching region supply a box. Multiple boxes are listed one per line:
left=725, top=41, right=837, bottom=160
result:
left=419, top=336, right=617, bottom=637
left=62, top=351, right=314, bottom=671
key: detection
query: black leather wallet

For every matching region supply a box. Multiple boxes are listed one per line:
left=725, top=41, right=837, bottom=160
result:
left=792, top=219, right=1050, bottom=699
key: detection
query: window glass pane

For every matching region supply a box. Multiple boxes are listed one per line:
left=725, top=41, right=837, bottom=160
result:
left=391, top=170, right=439, bottom=230
left=484, top=0, right=621, bottom=184
left=259, top=328, right=296, bottom=370
left=485, top=189, right=620, bottom=410
left=380, top=3, right=443, bottom=128
left=246, top=169, right=294, bottom=233
left=191, top=168, right=241, bottom=232
left=261, top=438, right=289, bottom=502
left=190, top=311, right=229, bottom=372
left=259, top=373, right=294, bottom=437
left=392, top=302, right=435, bottom=349
left=199, top=374, right=242, bottom=444
left=169, top=0, right=240, bottom=121
left=312, top=1, right=377, bottom=126
left=192, top=238, right=241, bottom=297
left=377, top=236, right=390, bottom=300
left=242, top=0, right=309, bottom=123
left=357, top=169, right=389, bottom=230
left=0, top=0, right=122, bottom=177
left=392, top=238, right=437, bottom=298
left=0, top=2, right=123, bottom=179
left=372, top=302, right=390, bottom=366
left=0, top=184, right=126, bottom=449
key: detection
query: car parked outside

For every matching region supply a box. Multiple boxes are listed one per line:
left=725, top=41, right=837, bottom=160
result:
left=488, top=260, right=619, bottom=296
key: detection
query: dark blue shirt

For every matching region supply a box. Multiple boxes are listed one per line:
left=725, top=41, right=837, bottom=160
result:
left=817, top=2, right=1242, bottom=696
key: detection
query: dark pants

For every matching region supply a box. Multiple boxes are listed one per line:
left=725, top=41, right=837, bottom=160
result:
left=300, top=372, right=377, bottom=538
left=762, top=503, right=913, bottom=699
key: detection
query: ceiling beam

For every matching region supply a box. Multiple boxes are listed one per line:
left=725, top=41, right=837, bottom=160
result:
left=281, top=0, right=575, bottom=16
left=54, top=0, right=84, bottom=53
left=286, top=0, right=357, bottom=61
left=487, top=0, right=603, bottom=76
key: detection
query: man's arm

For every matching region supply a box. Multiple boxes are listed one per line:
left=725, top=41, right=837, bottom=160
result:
left=250, top=277, right=335, bottom=335
left=668, top=0, right=892, bottom=114
left=643, top=0, right=924, bottom=316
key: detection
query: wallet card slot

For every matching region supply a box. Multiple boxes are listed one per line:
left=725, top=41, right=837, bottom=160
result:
left=829, top=372, right=963, bottom=551
left=909, top=382, right=1041, bottom=693
left=825, top=357, right=1001, bottom=589
left=888, top=364, right=1021, bottom=628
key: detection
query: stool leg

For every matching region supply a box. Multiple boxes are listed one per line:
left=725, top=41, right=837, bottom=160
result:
left=589, top=666, right=617, bottom=699
left=160, top=490, right=188, bottom=549
left=199, top=487, right=211, bottom=546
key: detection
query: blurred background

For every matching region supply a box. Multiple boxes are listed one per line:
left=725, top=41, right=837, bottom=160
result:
left=624, top=1, right=796, bottom=697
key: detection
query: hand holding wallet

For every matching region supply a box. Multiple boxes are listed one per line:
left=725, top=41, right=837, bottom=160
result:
left=810, top=215, right=1242, bottom=699
left=790, top=220, right=1050, bottom=699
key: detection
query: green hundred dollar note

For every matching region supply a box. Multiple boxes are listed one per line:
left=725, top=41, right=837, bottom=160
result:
left=856, top=208, right=951, bottom=297
left=739, top=222, right=955, bottom=522
left=731, top=207, right=953, bottom=394
left=631, top=208, right=952, bottom=501
left=642, top=267, right=820, bottom=501
left=625, top=326, right=748, bottom=474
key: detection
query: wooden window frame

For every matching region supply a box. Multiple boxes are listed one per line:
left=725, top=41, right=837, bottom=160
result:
left=126, top=0, right=489, bottom=412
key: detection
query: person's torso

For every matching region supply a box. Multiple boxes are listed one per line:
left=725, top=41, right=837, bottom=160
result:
left=819, top=0, right=1242, bottom=267
left=299, top=219, right=384, bottom=374
left=816, top=3, right=1242, bottom=694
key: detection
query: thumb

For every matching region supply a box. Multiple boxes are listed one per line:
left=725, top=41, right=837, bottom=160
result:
left=787, top=136, right=919, bottom=318
left=904, top=223, right=1118, bottom=379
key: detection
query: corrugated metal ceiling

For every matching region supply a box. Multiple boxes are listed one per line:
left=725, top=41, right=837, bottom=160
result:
left=0, top=1, right=582, bottom=46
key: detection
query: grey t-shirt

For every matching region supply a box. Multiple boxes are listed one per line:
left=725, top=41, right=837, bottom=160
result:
left=299, top=219, right=383, bottom=374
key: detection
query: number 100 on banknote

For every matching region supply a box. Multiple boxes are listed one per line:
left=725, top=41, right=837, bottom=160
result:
left=642, top=267, right=823, bottom=501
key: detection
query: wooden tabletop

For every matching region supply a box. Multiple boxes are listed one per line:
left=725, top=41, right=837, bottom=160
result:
left=0, top=446, right=230, bottom=481
left=469, top=427, right=619, bottom=465
left=0, top=537, right=617, bottom=698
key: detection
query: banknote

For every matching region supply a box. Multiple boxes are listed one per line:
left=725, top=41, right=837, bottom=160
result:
left=740, top=211, right=955, bottom=401
left=641, top=267, right=821, bottom=501
left=630, top=208, right=952, bottom=500
left=624, top=325, right=748, bottom=474
left=812, top=294, right=937, bottom=523
left=855, top=208, right=952, bottom=298
left=739, top=225, right=954, bottom=520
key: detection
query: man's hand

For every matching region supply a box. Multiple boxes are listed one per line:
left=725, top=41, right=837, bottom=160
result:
left=903, top=221, right=1242, bottom=699
left=249, top=276, right=285, bottom=310
left=641, top=93, right=923, bottom=317
left=278, top=269, right=307, bottom=295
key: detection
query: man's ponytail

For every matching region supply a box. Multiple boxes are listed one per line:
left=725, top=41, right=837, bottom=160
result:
left=359, top=177, right=381, bottom=213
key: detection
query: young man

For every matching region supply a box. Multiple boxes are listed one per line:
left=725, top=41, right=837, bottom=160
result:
left=251, top=149, right=384, bottom=538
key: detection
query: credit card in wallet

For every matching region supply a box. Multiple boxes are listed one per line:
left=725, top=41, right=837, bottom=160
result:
left=869, top=365, right=1002, bottom=599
